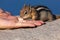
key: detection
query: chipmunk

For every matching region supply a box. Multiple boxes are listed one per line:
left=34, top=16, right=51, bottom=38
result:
left=20, top=4, right=60, bottom=22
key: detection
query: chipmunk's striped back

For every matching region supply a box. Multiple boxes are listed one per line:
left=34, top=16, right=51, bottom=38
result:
left=32, top=5, right=50, bottom=11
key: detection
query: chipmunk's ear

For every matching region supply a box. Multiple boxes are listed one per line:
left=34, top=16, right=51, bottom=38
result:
left=28, top=4, right=31, bottom=9
left=28, top=4, right=32, bottom=12
left=24, top=4, right=27, bottom=8
left=29, top=6, right=32, bottom=12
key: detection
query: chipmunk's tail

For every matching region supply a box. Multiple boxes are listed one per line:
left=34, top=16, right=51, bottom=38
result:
left=56, top=15, right=60, bottom=19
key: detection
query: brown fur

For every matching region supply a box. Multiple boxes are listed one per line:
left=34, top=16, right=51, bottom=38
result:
left=20, top=4, right=60, bottom=22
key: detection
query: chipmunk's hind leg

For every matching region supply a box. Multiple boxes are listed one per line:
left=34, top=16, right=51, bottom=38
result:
left=47, top=10, right=54, bottom=22
left=39, top=10, right=48, bottom=22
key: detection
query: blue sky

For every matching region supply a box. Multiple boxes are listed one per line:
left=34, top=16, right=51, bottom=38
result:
left=0, top=0, right=60, bottom=15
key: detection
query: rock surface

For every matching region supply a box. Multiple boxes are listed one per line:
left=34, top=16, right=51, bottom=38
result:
left=0, top=19, right=60, bottom=40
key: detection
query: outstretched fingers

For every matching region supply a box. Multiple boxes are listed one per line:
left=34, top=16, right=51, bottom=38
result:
left=22, top=20, right=45, bottom=26
left=15, top=22, right=35, bottom=28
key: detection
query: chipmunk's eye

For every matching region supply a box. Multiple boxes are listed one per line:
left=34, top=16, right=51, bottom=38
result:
left=24, top=11, right=27, bottom=14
